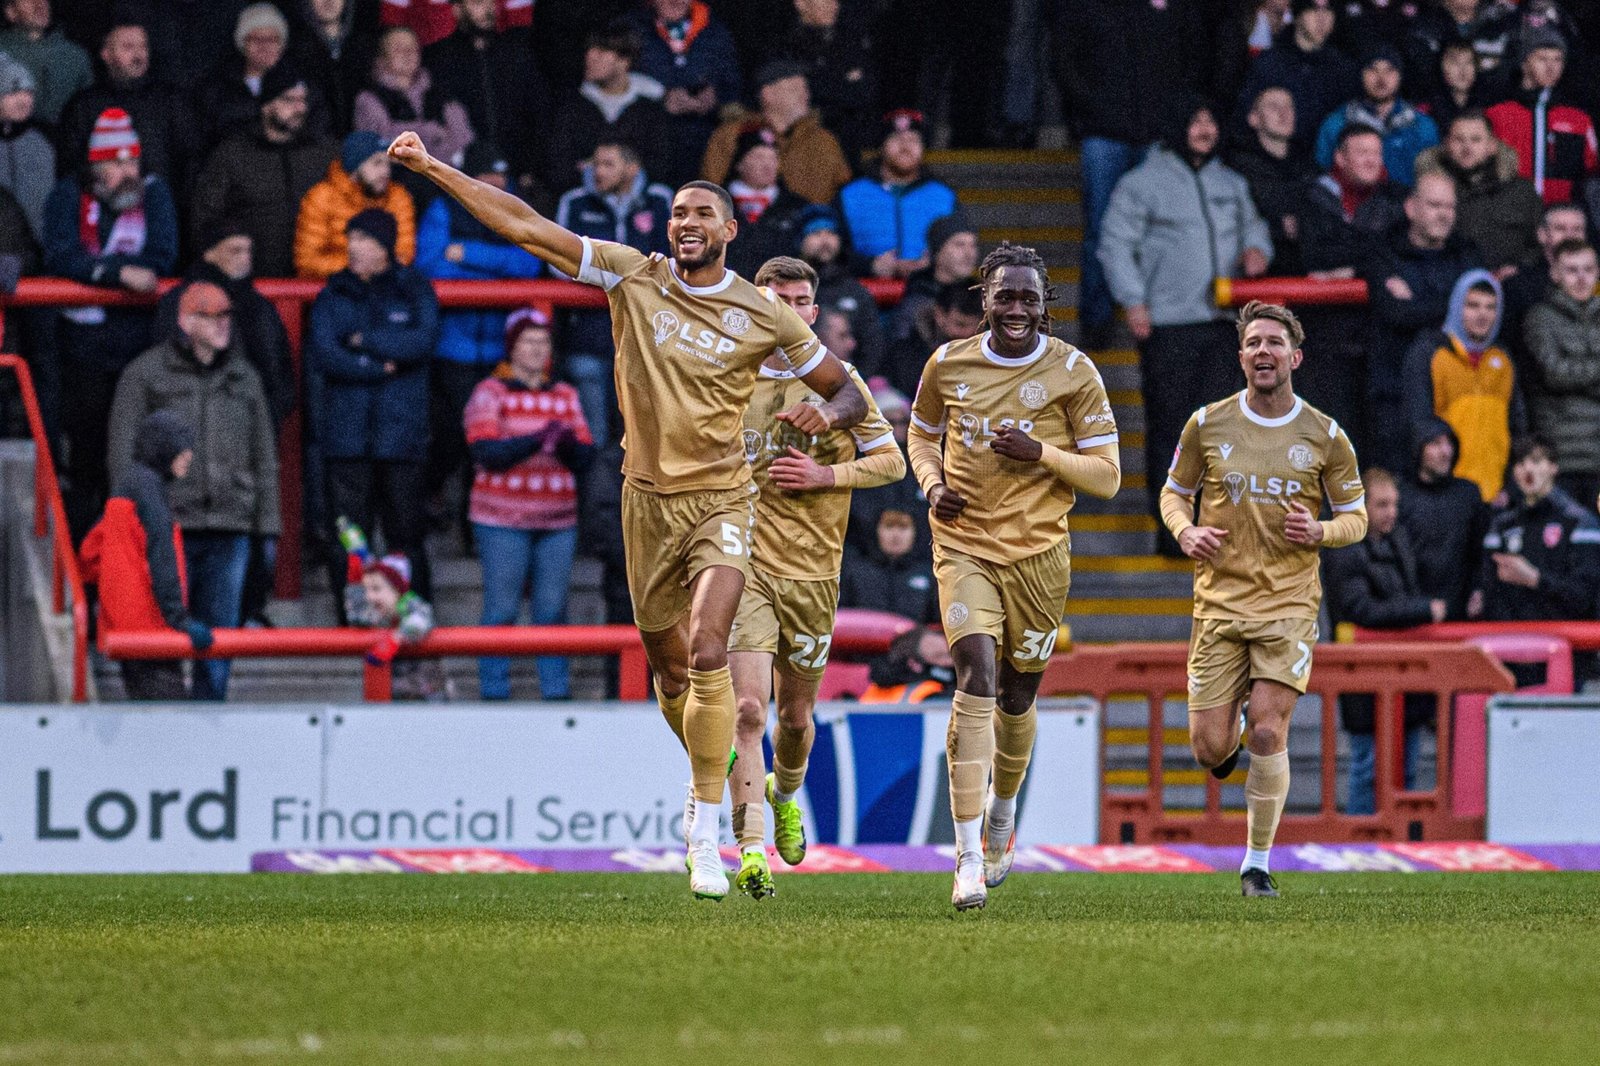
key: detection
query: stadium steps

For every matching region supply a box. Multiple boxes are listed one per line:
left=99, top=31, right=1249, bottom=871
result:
left=933, top=148, right=1193, bottom=641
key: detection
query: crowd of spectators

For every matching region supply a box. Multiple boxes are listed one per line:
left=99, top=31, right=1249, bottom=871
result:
left=0, top=0, right=1596, bottom=705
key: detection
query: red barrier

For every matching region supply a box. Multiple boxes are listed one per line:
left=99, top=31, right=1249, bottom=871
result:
left=1215, top=276, right=1369, bottom=307
left=0, top=354, right=88, bottom=700
left=0, top=276, right=907, bottom=599
left=1352, top=620, right=1600, bottom=651
left=100, top=608, right=914, bottom=703
left=1039, top=642, right=1514, bottom=844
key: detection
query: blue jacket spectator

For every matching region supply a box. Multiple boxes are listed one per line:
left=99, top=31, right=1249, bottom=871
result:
left=837, top=110, right=958, bottom=270
left=630, top=1, right=741, bottom=186
left=554, top=143, right=671, bottom=444
left=1313, top=44, right=1439, bottom=187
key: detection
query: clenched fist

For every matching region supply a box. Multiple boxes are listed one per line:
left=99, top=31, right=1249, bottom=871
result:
left=388, top=131, right=431, bottom=174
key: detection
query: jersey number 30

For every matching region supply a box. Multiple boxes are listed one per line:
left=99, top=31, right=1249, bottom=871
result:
left=1014, top=628, right=1060, bottom=662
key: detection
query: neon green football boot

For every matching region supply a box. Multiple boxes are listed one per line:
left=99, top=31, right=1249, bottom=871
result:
left=736, top=849, right=776, bottom=900
left=766, top=773, right=808, bottom=867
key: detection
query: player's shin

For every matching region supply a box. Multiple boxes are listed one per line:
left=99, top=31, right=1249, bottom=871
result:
left=685, top=667, right=738, bottom=840
left=947, top=691, right=997, bottom=854
left=656, top=687, right=689, bottom=752
left=1243, top=748, right=1290, bottom=873
left=990, top=701, right=1038, bottom=829
left=771, top=719, right=813, bottom=802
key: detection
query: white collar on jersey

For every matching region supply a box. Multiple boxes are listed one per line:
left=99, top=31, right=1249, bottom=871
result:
left=669, top=258, right=735, bottom=296
left=1237, top=390, right=1303, bottom=427
left=981, top=331, right=1047, bottom=367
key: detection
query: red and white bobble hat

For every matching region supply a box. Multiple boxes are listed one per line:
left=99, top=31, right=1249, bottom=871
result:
left=87, top=108, right=140, bottom=163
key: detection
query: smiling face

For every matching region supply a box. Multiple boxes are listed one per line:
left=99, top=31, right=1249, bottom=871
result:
left=983, top=264, right=1045, bottom=354
left=1239, top=316, right=1302, bottom=394
left=668, top=186, right=735, bottom=271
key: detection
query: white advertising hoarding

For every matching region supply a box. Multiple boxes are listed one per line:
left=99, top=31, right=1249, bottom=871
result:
left=1487, top=697, right=1600, bottom=844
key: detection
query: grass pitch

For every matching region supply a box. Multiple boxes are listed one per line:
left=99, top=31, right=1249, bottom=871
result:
left=2, top=872, right=1598, bottom=1065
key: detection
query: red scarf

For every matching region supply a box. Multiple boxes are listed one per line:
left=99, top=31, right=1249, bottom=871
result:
left=1330, top=162, right=1388, bottom=222
left=78, top=191, right=147, bottom=257
left=655, top=1, right=711, bottom=56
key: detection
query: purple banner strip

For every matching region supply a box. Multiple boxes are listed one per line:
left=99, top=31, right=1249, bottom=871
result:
left=251, top=842, right=1600, bottom=875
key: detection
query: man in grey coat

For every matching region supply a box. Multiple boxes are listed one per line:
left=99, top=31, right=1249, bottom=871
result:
left=1098, top=96, right=1272, bottom=552
left=107, top=281, right=280, bottom=701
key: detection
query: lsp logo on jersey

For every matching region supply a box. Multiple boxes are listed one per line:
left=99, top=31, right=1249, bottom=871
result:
left=650, top=309, right=738, bottom=358
left=955, top=413, right=1035, bottom=449
left=1222, top=470, right=1304, bottom=505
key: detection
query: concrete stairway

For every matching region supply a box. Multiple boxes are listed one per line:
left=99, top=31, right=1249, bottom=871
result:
left=929, top=148, right=1192, bottom=642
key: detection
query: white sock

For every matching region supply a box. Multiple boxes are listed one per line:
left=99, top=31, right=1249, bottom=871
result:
left=954, top=816, right=983, bottom=857
left=741, top=843, right=764, bottom=857
left=772, top=786, right=795, bottom=806
left=690, top=798, right=720, bottom=845
left=1241, top=847, right=1271, bottom=874
left=988, top=793, right=1017, bottom=831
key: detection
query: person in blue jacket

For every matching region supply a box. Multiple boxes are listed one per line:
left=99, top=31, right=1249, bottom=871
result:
left=307, top=207, right=439, bottom=619
left=415, top=139, right=543, bottom=536
left=836, top=110, right=960, bottom=279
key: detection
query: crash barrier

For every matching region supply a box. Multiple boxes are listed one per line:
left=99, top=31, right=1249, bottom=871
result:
left=99, top=608, right=917, bottom=703
left=0, top=277, right=906, bottom=599
left=1038, top=642, right=1515, bottom=844
left=0, top=698, right=1100, bottom=872
left=0, top=355, right=87, bottom=700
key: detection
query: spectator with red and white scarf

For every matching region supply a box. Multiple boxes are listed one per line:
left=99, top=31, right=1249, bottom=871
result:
left=629, top=0, right=740, bottom=186
left=463, top=307, right=594, bottom=700
left=42, top=107, right=177, bottom=540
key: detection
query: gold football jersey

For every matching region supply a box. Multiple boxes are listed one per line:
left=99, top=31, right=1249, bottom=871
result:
left=742, top=363, right=896, bottom=581
left=1165, top=391, right=1365, bottom=620
left=576, top=237, right=823, bottom=492
left=909, top=332, right=1118, bottom=564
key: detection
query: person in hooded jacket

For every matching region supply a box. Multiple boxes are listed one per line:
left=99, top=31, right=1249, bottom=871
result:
left=80, top=409, right=214, bottom=701
left=1401, top=415, right=1490, bottom=619
left=839, top=508, right=936, bottom=624
left=1098, top=96, right=1272, bottom=553
left=1402, top=269, right=1525, bottom=501
left=1324, top=468, right=1443, bottom=813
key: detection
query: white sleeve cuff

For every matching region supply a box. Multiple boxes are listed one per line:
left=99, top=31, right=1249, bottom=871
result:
left=1164, top=476, right=1197, bottom=497
left=576, top=237, right=623, bottom=291
left=1077, top=432, right=1119, bottom=449
left=1331, top=495, right=1365, bottom=513
left=909, top=412, right=944, bottom=435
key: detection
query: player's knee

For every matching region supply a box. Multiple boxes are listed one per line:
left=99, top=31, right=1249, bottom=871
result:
left=1191, top=733, right=1232, bottom=769
left=1248, top=719, right=1288, bottom=754
left=687, top=641, right=729, bottom=673
left=996, top=689, right=1034, bottom=717
left=776, top=702, right=812, bottom=733
left=735, top=695, right=767, bottom=730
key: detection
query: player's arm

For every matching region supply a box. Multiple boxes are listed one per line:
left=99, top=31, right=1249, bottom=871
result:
left=768, top=375, right=905, bottom=491
left=769, top=302, right=867, bottom=434
left=1160, top=411, right=1228, bottom=561
left=906, top=351, right=965, bottom=521
left=389, top=131, right=582, bottom=277
left=1291, top=424, right=1368, bottom=548
left=991, top=359, right=1121, bottom=498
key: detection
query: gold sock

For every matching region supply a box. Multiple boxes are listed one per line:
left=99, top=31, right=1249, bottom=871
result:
left=656, top=686, right=689, bottom=751
left=1245, top=748, right=1290, bottom=852
left=946, top=691, right=997, bottom=823
left=685, top=667, right=737, bottom=804
left=773, top=721, right=814, bottom=796
left=733, top=801, right=766, bottom=849
left=992, top=701, right=1038, bottom=800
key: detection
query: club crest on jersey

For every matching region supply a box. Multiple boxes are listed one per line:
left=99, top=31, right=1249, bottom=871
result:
left=1220, top=443, right=1234, bottom=459
left=721, top=308, right=751, bottom=336
left=1223, top=471, right=1247, bottom=505
left=1019, top=380, right=1048, bottom=410
left=652, top=310, right=680, bottom=346
left=741, top=429, right=764, bottom=462
left=946, top=602, right=969, bottom=627
left=1288, top=444, right=1314, bottom=471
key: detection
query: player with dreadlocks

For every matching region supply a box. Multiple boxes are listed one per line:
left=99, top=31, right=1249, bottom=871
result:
left=907, top=242, right=1122, bottom=909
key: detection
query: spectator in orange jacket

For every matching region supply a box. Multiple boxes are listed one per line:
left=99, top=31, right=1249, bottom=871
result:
left=294, top=129, right=416, bottom=279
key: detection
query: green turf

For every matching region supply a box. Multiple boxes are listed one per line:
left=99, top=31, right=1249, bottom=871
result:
left=2, top=872, right=1598, bottom=1065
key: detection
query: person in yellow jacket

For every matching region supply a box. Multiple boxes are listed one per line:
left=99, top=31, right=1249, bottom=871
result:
left=294, top=130, right=416, bottom=279
left=1402, top=269, right=1526, bottom=501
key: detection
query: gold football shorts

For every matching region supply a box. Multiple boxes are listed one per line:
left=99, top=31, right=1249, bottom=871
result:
left=622, top=481, right=757, bottom=633
left=728, top=564, right=841, bottom=679
left=1186, top=616, right=1320, bottom=711
left=933, top=537, right=1071, bottom=674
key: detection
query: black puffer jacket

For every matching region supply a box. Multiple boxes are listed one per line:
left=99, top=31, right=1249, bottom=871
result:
left=1400, top=416, right=1489, bottom=619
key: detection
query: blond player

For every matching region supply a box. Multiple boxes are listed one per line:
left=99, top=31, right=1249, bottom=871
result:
left=388, top=133, right=867, bottom=902
left=727, top=257, right=905, bottom=899
left=1160, top=300, right=1367, bottom=897
left=908, top=243, right=1121, bottom=911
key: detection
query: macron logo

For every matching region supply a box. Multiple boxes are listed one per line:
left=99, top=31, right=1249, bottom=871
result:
left=956, top=383, right=971, bottom=400
left=1220, top=443, right=1234, bottom=459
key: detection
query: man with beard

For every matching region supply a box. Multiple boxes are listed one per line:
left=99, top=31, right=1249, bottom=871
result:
left=795, top=204, right=885, bottom=375
left=389, top=128, right=867, bottom=901
left=908, top=243, right=1120, bottom=909
left=42, top=108, right=177, bottom=540
left=1100, top=97, right=1272, bottom=554
left=1161, top=301, right=1367, bottom=897
left=190, top=62, right=338, bottom=279
left=295, top=129, right=417, bottom=279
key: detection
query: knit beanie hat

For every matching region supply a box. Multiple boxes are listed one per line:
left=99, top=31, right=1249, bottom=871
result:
left=346, top=208, right=398, bottom=256
left=464, top=139, right=510, bottom=178
left=88, top=108, right=140, bottom=163
left=366, top=553, right=411, bottom=594
left=504, top=305, right=552, bottom=352
left=258, top=59, right=307, bottom=105
left=0, top=51, right=35, bottom=96
left=341, top=129, right=386, bottom=175
left=731, top=124, right=779, bottom=170
left=924, top=213, right=976, bottom=260
left=879, top=108, right=925, bottom=144
left=198, top=216, right=251, bottom=255
left=234, top=3, right=289, bottom=52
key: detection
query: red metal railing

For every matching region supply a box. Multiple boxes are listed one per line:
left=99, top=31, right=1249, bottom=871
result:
left=0, top=353, right=88, bottom=700
left=100, top=608, right=916, bottom=702
left=1351, top=620, right=1600, bottom=651
left=0, top=276, right=908, bottom=600
left=1040, top=642, right=1515, bottom=844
